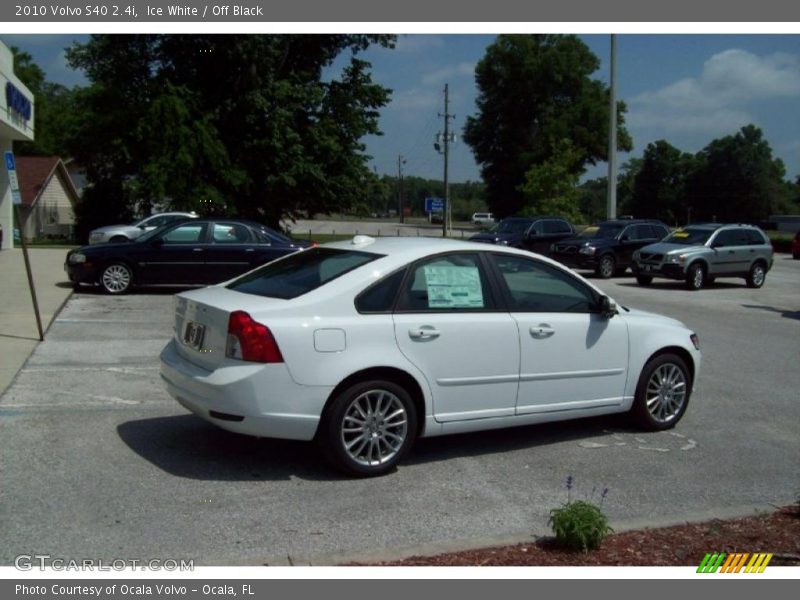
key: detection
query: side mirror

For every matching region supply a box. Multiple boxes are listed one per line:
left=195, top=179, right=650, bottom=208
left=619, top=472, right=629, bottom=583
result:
left=598, top=295, right=617, bottom=319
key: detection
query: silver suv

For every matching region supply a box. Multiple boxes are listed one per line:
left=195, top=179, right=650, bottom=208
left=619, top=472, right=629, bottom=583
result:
left=88, top=212, right=197, bottom=244
left=632, top=223, right=773, bottom=290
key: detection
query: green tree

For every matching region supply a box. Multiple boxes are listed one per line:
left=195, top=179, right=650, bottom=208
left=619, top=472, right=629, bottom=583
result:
left=628, top=141, right=696, bottom=225
left=463, top=35, right=632, bottom=218
left=519, top=139, right=583, bottom=222
left=575, top=177, right=607, bottom=224
left=686, top=125, right=789, bottom=222
left=65, top=34, right=394, bottom=238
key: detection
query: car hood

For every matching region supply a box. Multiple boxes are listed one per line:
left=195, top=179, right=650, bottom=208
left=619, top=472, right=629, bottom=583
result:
left=469, top=232, right=521, bottom=243
left=69, top=241, right=143, bottom=256
left=639, top=242, right=703, bottom=255
left=555, top=236, right=614, bottom=248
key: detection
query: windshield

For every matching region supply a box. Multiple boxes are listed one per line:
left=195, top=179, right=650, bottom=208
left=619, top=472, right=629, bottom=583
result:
left=228, top=247, right=381, bottom=299
left=578, top=224, right=623, bottom=240
left=491, top=220, right=531, bottom=234
left=663, top=228, right=713, bottom=245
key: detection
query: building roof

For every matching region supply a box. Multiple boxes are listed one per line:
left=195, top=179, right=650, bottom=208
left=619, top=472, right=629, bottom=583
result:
left=15, top=156, right=80, bottom=208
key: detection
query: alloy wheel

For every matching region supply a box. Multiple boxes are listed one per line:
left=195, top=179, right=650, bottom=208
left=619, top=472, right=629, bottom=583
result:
left=645, top=363, right=688, bottom=425
left=340, top=389, right=408, bottom=467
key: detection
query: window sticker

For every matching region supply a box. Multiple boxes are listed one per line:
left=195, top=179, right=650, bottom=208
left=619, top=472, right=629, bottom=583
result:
left=673, top=232, right=690, bottom=238
left=583, top=226, right=599, bottom=233
left=423, top=265, right=484, bottom=308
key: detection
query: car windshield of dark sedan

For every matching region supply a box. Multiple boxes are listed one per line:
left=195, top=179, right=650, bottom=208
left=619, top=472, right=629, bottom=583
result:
left=577, top=224, right=623, bottom=239
left=491, top=220, right=531, bottom=234
left=663, top=228, right=713, bottom=245
left=228, top=247, right=381, bottom=299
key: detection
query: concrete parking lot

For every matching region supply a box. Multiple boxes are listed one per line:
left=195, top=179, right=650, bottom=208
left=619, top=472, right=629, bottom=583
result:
left=1, top=255, right=798, bottom=565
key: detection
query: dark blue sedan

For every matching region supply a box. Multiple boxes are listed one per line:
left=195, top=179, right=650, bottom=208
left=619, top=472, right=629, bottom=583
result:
left=66, top=219, right=313, bottom=294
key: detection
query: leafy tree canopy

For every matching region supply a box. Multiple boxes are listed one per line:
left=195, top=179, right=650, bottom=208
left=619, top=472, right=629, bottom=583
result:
left=64, top=34, right=394, bottom=237
left=463, top=34, right=632, bottom=218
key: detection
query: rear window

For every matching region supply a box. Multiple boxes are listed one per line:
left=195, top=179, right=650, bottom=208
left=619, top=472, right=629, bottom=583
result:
left=228, top=248, right=381, bottom=299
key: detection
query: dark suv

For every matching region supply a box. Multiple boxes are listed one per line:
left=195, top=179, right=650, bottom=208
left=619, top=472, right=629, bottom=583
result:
left=469, top=216, right=574, bottom=256
left=550, top=219, right=670, bottom=278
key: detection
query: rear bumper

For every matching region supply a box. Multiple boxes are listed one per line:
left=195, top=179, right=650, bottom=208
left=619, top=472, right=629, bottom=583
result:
left=159, top=339, right=331, bottom=441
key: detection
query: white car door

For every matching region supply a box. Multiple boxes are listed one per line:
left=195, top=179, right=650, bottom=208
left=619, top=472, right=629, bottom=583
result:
left=488, top=253, right=629, bottom=415
left=392, top=252, right=520, bottom=422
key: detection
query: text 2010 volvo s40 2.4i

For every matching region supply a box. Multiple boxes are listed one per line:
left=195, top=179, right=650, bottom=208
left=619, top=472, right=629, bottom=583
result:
left=160, top=236, right=701, bottom=476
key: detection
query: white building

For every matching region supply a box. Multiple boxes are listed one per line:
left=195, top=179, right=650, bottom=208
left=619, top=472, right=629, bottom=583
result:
left=0, top=41, right=35, bottom=249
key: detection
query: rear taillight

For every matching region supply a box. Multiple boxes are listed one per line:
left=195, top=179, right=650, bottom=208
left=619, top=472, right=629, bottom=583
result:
left=226, top=311, right=283, bottom=363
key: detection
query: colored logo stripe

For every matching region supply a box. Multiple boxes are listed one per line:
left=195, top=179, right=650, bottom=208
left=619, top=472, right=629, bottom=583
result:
left=697, top=552, right=773, bottom=573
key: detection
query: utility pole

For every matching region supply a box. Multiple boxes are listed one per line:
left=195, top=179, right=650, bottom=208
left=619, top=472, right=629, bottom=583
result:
left=606, top=34, right=618, bottom=220
left=397, top=154, right=406, bottom=224
left=438, top=84, right=455, bottom=237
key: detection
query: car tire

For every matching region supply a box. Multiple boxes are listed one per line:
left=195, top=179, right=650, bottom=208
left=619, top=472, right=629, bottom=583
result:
left=685, top=263, right=705, bottom=290
left=319, top=380, right=417, bottom=477
left=635, top=274, right=653, bottom=286
left=109, top=235, right=129, bottom=243
left=595, top=254, right=616, bottom=279
left=100, top=262, right=133, bottom=294
left=793, top=252, right=800, bottom=260
left=631, top=353, right=692, bottom=431
left=746, top=261, right=766, bottom=289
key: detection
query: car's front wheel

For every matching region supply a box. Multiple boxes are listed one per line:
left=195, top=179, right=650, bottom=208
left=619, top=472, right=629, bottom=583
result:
left=100, top=262, right=133, bottom=294
left=635, top=274, right=653, bottom=286
left=319, top=380, right=417, bottom=477
left=631, top=353, right=691, bottom=431
left=685, top=263, right=705, bottom=290
left=746, top=261, right=766, bottom=289
left=595, top=254, right=616, bottom=279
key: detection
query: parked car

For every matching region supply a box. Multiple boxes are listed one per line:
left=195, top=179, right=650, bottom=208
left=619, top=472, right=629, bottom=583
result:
left=471, top=212, right=495, bottom=227
left=632, top=223, right=774, bottom=290
left=66, top=218, right=313, bottom=294
left=470, top=216, right=574, bottom=255
left=160, top=236, right=701, bottom=476
left=550, top=219, right=670, bottom=278
left=88, top=211, right=198, bottom=244
left=793, top=230, right=800, bottom=259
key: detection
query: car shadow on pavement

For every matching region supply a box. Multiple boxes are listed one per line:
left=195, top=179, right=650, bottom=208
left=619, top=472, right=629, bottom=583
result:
left=405, top=414, right=632, bottom=467
left=616, top=281, right=743, bottom=291
left=741, top=304, right=800, bottom=321
left=117, top=414, right=342, bottom=482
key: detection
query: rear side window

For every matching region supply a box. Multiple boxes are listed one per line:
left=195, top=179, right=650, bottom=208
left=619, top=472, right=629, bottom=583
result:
left=228, top=248, right=380, bottom=299
left=746, top=229, right=768, bottom=245
left=355, top=269, right=406, bottom=313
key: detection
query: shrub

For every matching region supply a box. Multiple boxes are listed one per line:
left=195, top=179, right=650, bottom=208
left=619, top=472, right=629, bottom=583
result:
left=549, top=500, right=613, bottom=551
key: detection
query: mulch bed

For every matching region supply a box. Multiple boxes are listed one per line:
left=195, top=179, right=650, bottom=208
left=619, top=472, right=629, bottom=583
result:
left=352, top=505, right=800, bottom=566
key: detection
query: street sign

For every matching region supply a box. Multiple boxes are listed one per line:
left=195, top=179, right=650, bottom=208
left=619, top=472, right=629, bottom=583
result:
left=424, top=197, right=444, bottom=213
left=4, top=150, right=21, bottom=205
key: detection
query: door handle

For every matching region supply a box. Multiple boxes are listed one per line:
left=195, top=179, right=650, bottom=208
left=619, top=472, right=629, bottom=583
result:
left=530, top=324, right=555, bottom=339
left=192, top=248, right=204, bottom=252
left=245, top=248, right=255, bottom=253
left=408, top=326, right=441, bottom=340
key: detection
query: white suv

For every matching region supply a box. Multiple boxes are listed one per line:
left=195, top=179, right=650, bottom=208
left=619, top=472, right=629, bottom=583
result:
left=472, top=212, right=495, bottom=226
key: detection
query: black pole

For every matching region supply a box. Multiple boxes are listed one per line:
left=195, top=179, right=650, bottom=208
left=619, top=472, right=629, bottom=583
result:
left=14, top=204, right=44, bottom=341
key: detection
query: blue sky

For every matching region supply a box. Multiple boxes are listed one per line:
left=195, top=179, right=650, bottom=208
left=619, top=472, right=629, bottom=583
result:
left=3, top=33, right=799, bottom=183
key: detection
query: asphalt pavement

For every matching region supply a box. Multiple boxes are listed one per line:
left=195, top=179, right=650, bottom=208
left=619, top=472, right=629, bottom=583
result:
left=1, top=252, right=798, bottom=565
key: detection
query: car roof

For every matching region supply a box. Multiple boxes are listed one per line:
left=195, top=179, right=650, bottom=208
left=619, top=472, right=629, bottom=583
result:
left=596, top=219, right=666, bottom=226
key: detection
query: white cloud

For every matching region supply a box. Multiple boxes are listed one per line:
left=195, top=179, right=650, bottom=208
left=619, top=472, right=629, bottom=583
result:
left=420, top=62, right=475, bottom=86
left=392, top=35, right=445, bottom=54
left=628, top=49, right=800, bottom=135
left=387, top=88, right=441, bottom=112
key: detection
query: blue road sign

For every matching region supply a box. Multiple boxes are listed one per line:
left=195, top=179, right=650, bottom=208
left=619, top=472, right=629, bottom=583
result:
left=424, top=197, right=444, bottom=213
left=5, top=151, right=16, bottom=172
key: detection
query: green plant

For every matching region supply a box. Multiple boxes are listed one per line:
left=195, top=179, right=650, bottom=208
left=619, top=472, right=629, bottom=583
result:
left=548, top=476, right=613, bottom=551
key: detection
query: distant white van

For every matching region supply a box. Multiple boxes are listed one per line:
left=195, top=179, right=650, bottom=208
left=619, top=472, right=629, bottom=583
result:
left=472, top=212, right=495, bottom=226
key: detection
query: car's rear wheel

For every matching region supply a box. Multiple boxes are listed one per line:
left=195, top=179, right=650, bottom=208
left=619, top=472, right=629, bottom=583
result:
left=319, top=380, right=417, bottom=477
left=746, top=261, right=766, bottom=289
left=631, top=353, right=691, bottom=431
left=100, top=263, right=133, bottom=294
left=685, top=263, right=705, bottom=290
left=596, top=254, right=616, bottom=279
left=635, top=274, right=653, bottom=286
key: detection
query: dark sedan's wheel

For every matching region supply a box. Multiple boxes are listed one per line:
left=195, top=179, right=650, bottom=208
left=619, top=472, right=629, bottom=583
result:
left=319, top=380, right=417, bottom=477
left=110, top=235, right=129, bottom=243
left=100, top=263, right=133, bottom=294
left=685, top=263, right=705, bottom=290
left=746, top=262, right=766, bottom=289
left=595, top=254, right=616, bottom=279
left=631, top=353, right=691, bottom=431
left=635, top=274, right=653, bottom=286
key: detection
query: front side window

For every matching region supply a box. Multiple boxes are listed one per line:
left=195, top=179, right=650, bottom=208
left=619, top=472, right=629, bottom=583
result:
left=712, top=229, right=748, bottom=247
left=228, top=247, right=380, bottom=299
left=161, top=223, right=207, bottom=244
left=397, top=253, right=495, bottom=312
left=491, top=254, right=598, bottom=313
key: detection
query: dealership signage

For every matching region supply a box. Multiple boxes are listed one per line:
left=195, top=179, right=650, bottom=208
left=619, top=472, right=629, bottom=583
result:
left=4, top=150, right=21, bottom=204
left=6, top=82, right=32, bottom=121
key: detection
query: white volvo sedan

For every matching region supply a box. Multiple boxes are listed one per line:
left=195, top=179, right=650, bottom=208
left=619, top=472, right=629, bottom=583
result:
left=160, top=236, right=701, bottom=476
